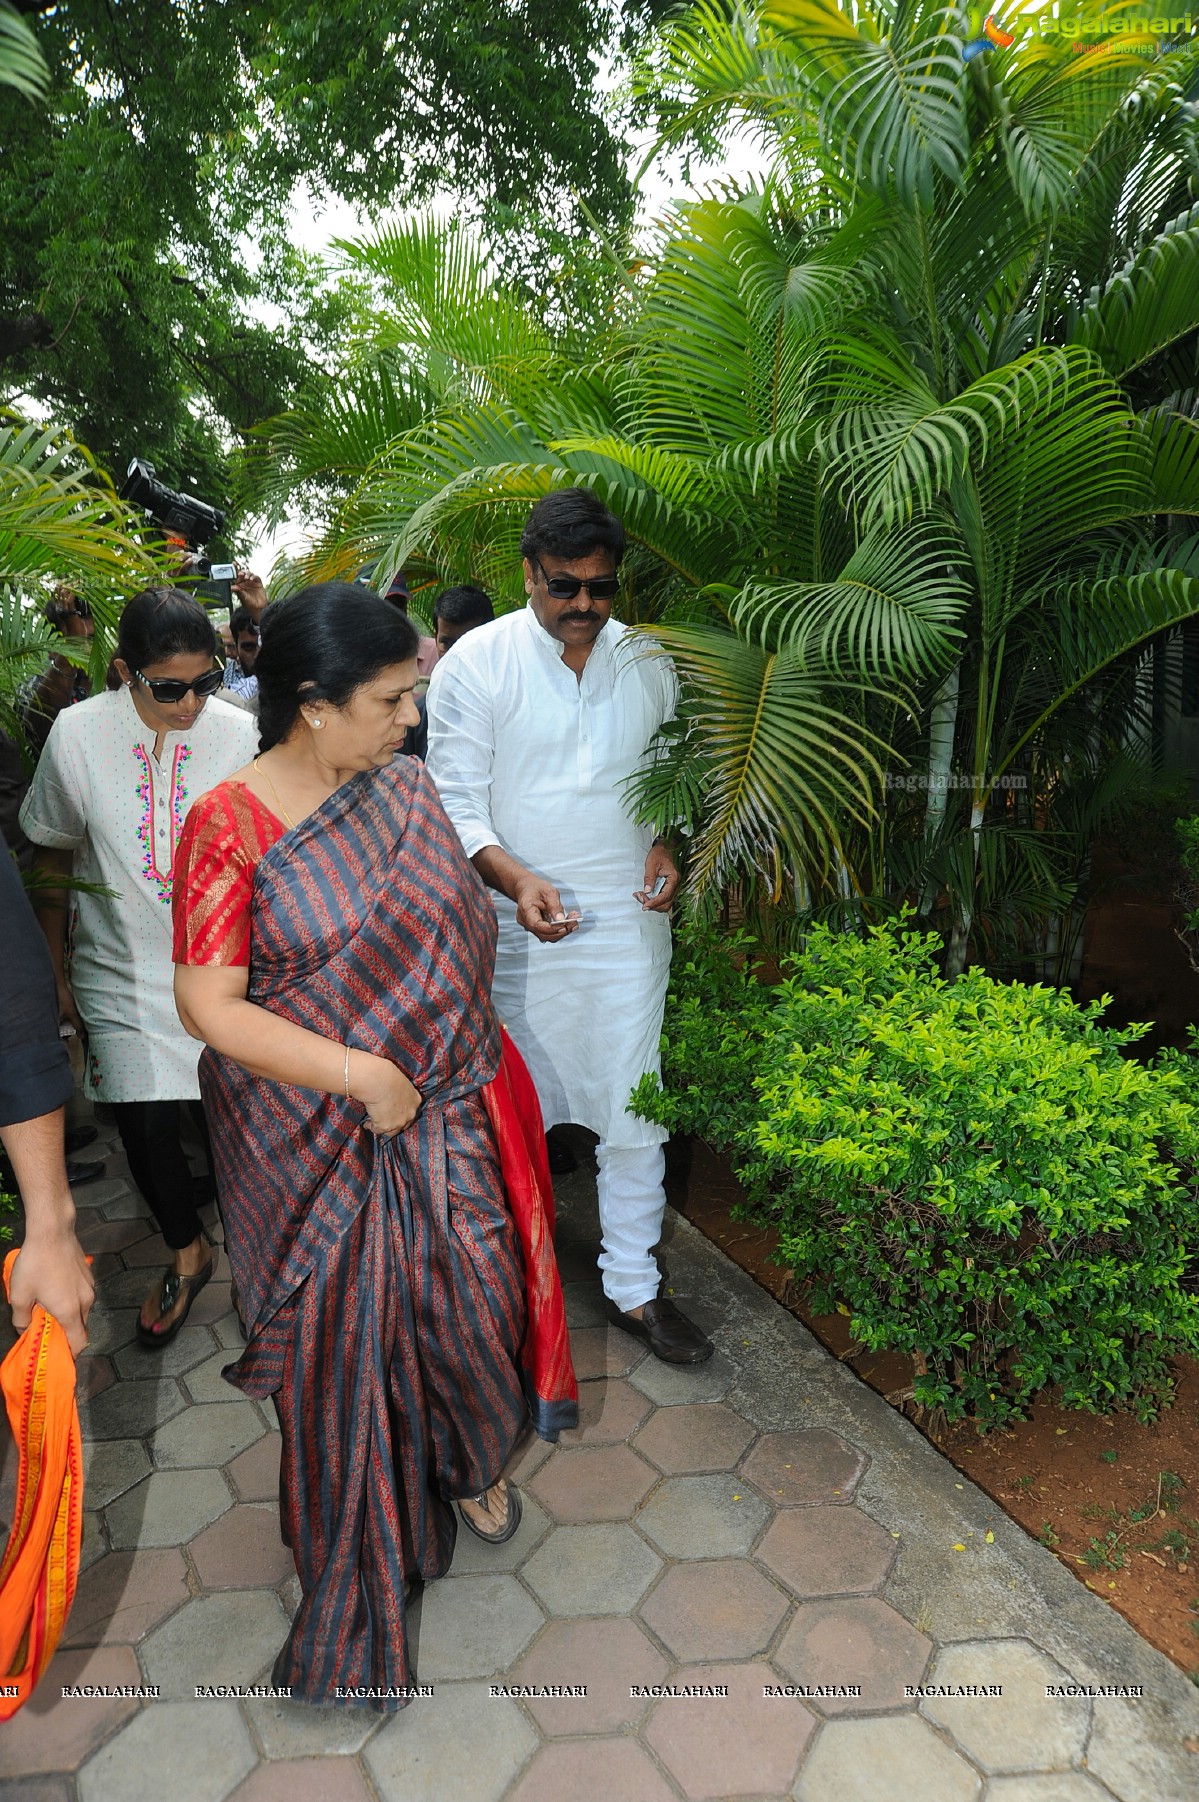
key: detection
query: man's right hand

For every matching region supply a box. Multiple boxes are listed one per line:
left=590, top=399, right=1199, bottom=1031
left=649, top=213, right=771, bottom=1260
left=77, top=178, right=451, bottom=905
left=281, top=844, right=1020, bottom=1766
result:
left=514, top=876, right=581, bottom=943
left=56, top=980, right=86, bottom=1040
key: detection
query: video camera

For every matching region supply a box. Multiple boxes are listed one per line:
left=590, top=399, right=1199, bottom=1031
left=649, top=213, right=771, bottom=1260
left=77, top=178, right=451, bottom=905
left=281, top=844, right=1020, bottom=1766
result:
left=119, top=458, right=236, bottom=612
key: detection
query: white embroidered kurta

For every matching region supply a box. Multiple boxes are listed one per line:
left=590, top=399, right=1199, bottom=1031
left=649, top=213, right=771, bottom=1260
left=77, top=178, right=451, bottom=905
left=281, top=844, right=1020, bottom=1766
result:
left=19, top=686, right=258, bottom=1103
left=426, top=606, right=677, bottom=1148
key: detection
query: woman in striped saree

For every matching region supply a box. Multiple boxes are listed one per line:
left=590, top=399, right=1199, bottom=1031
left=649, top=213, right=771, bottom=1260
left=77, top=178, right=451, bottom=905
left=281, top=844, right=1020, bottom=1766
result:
left=170, top=584, right=576, bottom=1710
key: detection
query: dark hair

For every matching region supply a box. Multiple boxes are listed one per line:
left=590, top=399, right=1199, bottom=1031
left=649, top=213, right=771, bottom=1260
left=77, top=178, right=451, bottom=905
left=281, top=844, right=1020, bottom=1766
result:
left=116, top=586, right=218, bottom=671
left=255, top=583, right=419, bottom=752
left=433, top=584, right=495, bottom=629
left=519, top=487, right=625, bottom=568
left=230, top=608, right=258, bottom=638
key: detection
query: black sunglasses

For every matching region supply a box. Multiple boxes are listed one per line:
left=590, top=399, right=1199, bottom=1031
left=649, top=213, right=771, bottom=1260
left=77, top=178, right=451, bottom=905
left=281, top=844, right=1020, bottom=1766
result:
left=536, top=564, right=620, bottom=602
left=132, top=666, right=223, bottom=703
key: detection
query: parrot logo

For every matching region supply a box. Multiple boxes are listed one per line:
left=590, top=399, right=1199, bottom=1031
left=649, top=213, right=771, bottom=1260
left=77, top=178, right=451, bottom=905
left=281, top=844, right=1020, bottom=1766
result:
left=962, top=11, right=1016, bottom=58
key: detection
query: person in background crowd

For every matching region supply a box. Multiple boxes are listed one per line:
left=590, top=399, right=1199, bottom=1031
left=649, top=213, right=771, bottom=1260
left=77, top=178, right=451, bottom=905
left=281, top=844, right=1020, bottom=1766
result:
left=426, top=486, right=712, bottom=1364
left=380, top=571, right=438, bottom=678
left=171, top=582, right=574, bottom=1708
left=19, top=587, right=258, bottom=1348
left=222, top=608, right=260, bottom=703
left=17, top=587, right=93, bottom=755
left=0, top=822, right=94, bottom=1356
left=402, top=585, right=496, bottom=761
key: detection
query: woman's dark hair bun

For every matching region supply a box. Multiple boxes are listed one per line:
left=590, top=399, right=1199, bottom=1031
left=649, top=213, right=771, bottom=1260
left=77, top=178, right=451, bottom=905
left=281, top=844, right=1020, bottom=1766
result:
left=255, top=582, right=419, bottom=752
left=116, top=586, right=218, bottom=672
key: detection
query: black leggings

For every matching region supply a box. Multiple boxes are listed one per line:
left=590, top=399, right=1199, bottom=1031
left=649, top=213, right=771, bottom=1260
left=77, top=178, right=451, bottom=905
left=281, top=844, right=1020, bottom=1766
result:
left=110, top=1100, right=211, bottom=1252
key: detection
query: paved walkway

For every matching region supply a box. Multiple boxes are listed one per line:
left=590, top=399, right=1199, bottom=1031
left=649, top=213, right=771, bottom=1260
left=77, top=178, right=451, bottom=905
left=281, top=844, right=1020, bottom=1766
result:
left=3, top=1113, right=1199, bottom=1802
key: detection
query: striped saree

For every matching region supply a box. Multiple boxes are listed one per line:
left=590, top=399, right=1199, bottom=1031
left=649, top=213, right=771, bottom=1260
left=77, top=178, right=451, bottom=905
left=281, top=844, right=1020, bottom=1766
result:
left=194, top=760, right=576, bottom=1709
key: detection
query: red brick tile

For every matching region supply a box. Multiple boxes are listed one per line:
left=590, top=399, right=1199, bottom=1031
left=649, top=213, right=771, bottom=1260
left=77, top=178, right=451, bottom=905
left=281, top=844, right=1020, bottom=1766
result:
left=645, top=1660, right=816, bottom=1797
left=506, top=1616, right=670, bottom=1734
left=774, top=1596, right=933, bottom=1713
left=640, top=1559, right=789, bottom=1661
left=62, top=1548, right=189, bottom=1647
left=507, top=1739, right=679, bottom=1802
left=529, top=1443, right=657, bottom=1522
left=228, top=1757, right=374, bottom=1802
left=189, top=1504, right=293, bottom=1590
left=740, top=1429, right=868, bottom=1506
left=633, top=1403, right=756, bottom=1475
left=560, top=1378, right=652, bottom=1446
left=0, top=1645, right=142, bottom=1773
left=227, top=1432, right=282, bottom=1502
left=756, top=1505, right=896, bottom=1597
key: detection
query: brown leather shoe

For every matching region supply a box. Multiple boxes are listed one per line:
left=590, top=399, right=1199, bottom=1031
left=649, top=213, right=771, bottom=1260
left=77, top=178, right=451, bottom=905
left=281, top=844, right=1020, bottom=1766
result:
left=606, top=1296, right=713, bottom=1364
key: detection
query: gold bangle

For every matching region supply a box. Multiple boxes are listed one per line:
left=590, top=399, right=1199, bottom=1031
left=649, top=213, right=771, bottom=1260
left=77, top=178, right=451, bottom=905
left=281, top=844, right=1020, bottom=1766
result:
left=344, top=1043, right=351, bottom=1100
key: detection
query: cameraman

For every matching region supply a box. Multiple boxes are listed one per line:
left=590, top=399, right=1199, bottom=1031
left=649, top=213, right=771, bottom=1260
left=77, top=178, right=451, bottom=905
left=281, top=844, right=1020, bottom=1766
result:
left=17, top=587, right=94, bottom=755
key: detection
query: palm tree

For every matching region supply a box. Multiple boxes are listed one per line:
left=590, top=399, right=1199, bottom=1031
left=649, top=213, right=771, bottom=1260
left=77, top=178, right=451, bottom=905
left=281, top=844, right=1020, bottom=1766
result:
left=0, top=413, right=157, bottom=748
left=259, top=4, right=1199, bottom=972
left=0, top=1, right=47, bottom=101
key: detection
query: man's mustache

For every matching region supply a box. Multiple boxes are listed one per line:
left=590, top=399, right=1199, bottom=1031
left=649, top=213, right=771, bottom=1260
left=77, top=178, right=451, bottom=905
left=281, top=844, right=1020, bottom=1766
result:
left=560, top=612, right=602, bottom=625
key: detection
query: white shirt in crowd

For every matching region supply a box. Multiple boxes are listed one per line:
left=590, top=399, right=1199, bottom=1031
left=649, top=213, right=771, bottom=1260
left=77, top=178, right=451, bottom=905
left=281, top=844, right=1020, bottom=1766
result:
left=426, top=605, right=677, bottom=1148
left=19, top=685, right=258, bottom=1103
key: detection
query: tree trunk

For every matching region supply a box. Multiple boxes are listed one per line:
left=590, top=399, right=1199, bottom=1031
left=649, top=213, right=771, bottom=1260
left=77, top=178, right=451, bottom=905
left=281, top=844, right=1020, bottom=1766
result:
left=945, top=798, right=985, bottom=979
left=919, top=660, right=961, bottom=915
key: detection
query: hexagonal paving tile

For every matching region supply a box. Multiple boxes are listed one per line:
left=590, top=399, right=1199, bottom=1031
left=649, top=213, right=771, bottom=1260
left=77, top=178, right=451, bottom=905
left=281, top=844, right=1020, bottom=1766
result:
left=507, top=1738, right=679, bottom=1802
left=79, top=1377, right=186, bottom=1441
left=560, top=1279, right=607, bottom=1328
left=794, top=1713, right=981, bottom=1802
left=62, top=1547, right=190, bottom=1648
left=632, top=1401, right=756, bottom=1474
left=0, top=1645, right=141, bottom=1775
left=639, top=1558, right=789, bottom=1661
left=636, top=1472, right=770, bottom=1559
left=412, top=1573, right=544, bottom=1678
left=645, top=1660, right=816, bottom=1798
left=365, top=1681, right=536, bottom=1802
left=79, top=1510, right=107, bottom=1572
left=757, top=1504, right=897, bottom=1597
left=181, top=1348, right=248, bottom=1404
left=528, top=1442, right=657, bottom=1522
left=505, top=1616, right=670, bottom=1734
left=522, top=1522, right=663, bottom=1616
left=741, top=1428, right=868, bottom=1506
left=448, top=1493, right=551, bottom=1575
left=227, top=1431, right=282, bottom=1502
left=190, top=1503, right=295, bottom=1589
left=81, top=1437, right=151, bottom=1508
left=105, top=1467, right=233, bottom=1549
left=560, top=1377, right=652, bottom=1446
left=112, top=1324, right=216, bottom=1380
left=76, top=1700, right=256, bottom=1802
left=774, top=1596, right=932, bottom=1713
left=75, top=1217, right=155, bottom=1256
left=629, top=1348, right=735, bottom=1407
left=918, top=1640, right=1091, bottom=1775
left=568, top=1326, right=645, bottom=1380
left=983, top=1778, right=1116, bottom=1802
left=140, top=1589, right=290, bottom=1698
left=75, top=1308, right=138, bottom=1358
left=244, top=1693, right=382, bottom=1760
left=97, top=1265, right=168, bottom=1307
left=75, top=1356, right=115, bottom=1402
left=149, top=1400, right=266, bottom=1469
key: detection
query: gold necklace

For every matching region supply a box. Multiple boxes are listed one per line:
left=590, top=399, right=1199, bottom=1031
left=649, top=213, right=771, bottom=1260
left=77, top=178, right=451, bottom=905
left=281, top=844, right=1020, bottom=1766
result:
left=252, top=755, right=297, bottom=829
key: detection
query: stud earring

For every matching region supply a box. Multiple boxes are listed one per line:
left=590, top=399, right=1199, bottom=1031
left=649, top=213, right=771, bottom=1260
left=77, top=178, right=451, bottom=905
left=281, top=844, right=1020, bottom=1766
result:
left=312, top=718, right=324, bottom=729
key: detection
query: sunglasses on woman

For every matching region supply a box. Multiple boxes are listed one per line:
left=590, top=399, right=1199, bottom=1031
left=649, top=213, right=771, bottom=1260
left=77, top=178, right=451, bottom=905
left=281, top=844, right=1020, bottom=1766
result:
left=536, top=565, right=621, bottom=602
left=132, top=667, right=224, bottom=703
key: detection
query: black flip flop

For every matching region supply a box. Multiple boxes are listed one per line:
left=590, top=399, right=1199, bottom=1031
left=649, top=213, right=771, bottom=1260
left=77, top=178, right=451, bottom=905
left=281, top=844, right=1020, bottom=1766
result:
left=457, top=1481, right=523, bottom=1545
left=136, top=1255, right=214, bottom=1349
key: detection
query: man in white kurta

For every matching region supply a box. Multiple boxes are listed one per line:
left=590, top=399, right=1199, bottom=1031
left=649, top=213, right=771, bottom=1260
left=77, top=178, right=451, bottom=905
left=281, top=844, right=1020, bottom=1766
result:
left=427, top=487, right=712, bottom=1363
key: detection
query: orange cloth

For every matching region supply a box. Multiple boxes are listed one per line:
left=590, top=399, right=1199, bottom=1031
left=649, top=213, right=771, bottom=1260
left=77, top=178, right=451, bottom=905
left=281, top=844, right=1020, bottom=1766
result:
left=0, top=1247, right=83, bottom=1719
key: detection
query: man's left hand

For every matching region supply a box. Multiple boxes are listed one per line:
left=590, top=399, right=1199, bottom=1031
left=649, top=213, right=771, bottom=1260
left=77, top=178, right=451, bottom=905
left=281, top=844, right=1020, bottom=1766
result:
left=635, top=842, right=680, bottom=911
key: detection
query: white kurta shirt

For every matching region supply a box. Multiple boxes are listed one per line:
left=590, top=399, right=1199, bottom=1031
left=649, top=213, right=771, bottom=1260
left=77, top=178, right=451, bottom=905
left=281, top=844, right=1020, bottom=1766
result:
left=19, top=686, right=258, bottom=1103
left=426, top=605, right=677, bottom=1148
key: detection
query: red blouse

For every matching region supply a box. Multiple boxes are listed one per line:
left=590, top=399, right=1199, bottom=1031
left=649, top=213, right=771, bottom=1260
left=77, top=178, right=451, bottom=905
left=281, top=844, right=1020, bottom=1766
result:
left=172, top=781, right=286, bottom=968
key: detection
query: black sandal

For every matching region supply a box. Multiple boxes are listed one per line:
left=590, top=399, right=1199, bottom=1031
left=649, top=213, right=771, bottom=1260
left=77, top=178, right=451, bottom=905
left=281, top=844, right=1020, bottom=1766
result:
left=457, top=1480, right=523, bottom=1545
left=136, top=1248, right=215, bottom=1349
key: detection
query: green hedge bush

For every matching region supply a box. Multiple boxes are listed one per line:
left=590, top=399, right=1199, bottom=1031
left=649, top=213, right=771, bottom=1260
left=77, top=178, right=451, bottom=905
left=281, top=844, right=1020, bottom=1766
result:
left=633, top=915, right=1199, bottom=1429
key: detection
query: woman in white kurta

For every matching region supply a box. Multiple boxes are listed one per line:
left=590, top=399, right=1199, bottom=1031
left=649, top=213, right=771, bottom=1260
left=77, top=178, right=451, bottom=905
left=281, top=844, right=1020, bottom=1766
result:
left=426, top=488, right=711, bottom=1362
left=20, top=586, right=257, bottom=1345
